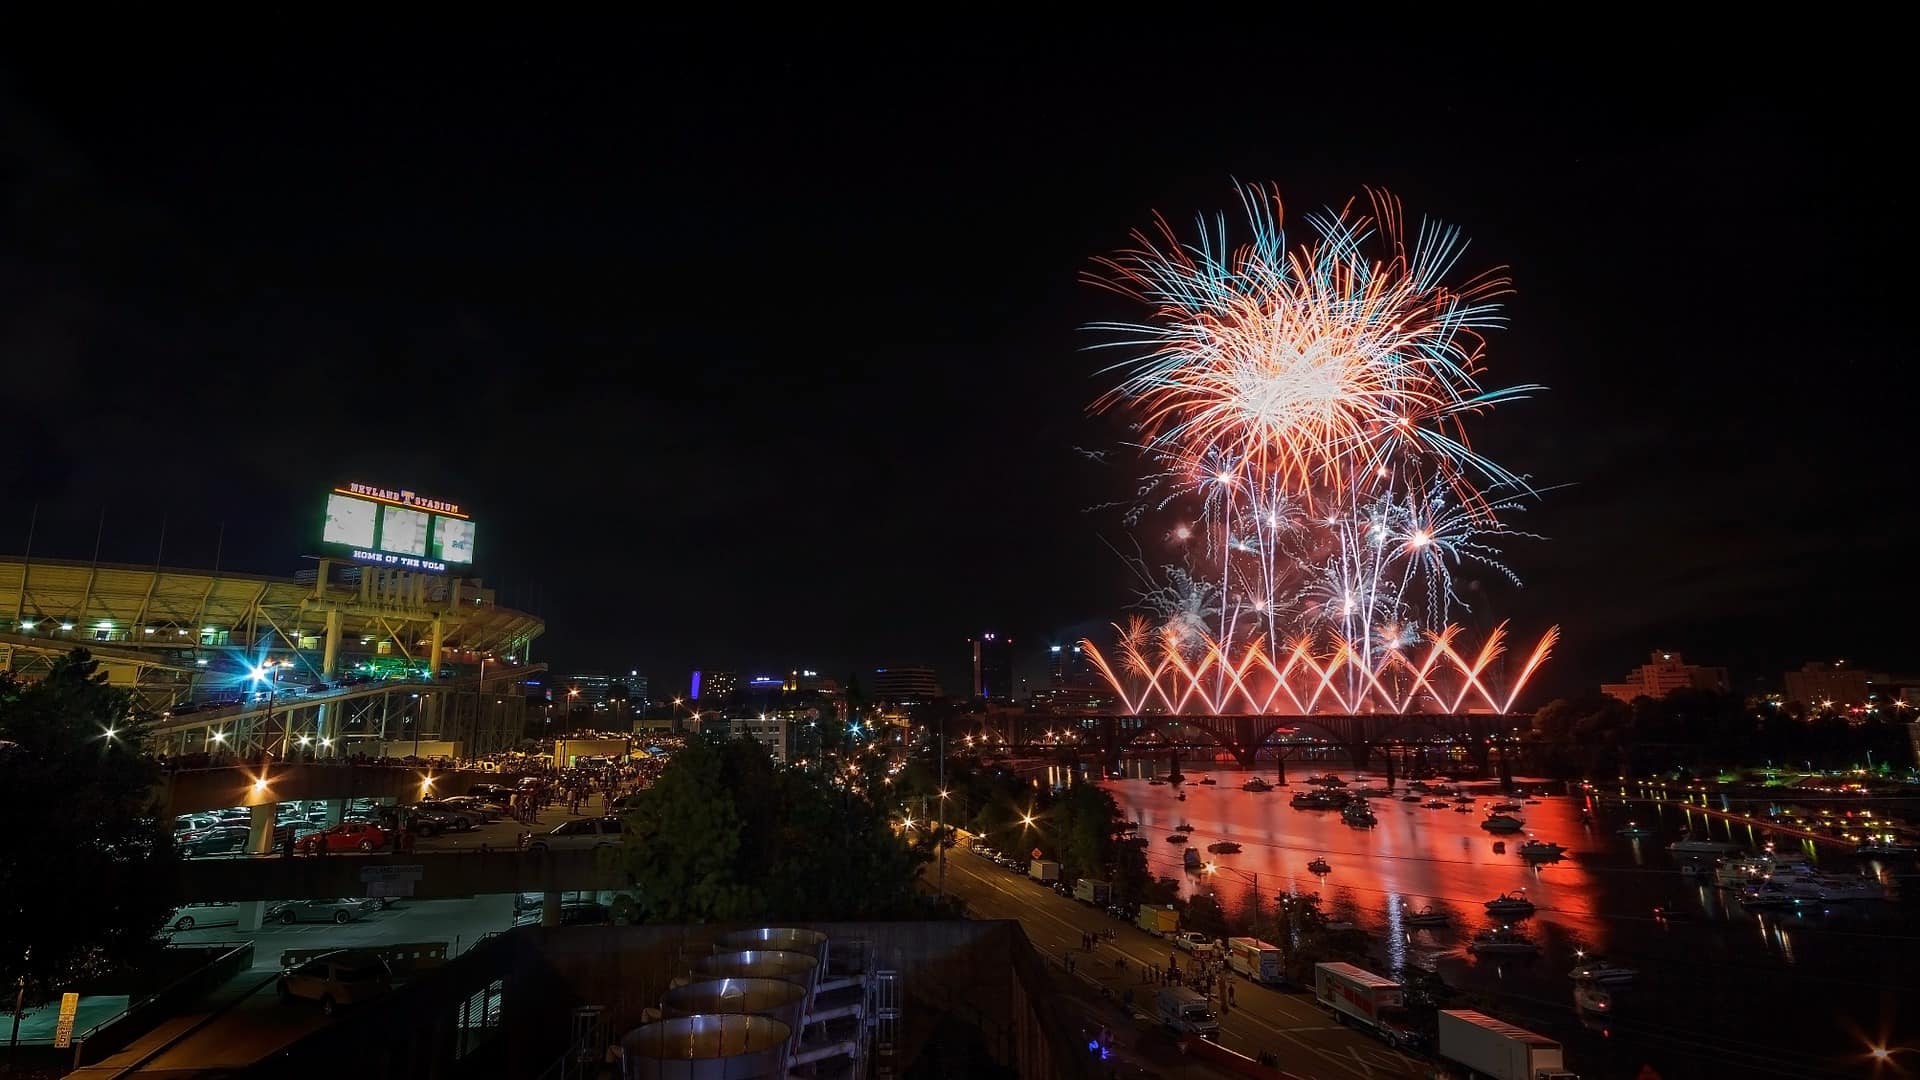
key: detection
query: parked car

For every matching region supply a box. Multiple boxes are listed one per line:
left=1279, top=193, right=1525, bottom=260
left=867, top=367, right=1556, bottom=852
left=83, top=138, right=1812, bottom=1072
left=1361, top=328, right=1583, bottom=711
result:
left=167, top=902, right=240, bottom=932
left=466, top=783, right=516, bottom=806
left=515, top=901, right=612, bottom=927
left=434, top=796, right=503, bottom=823
left=174, top=813, right=219, bottom=836
left=401, top=804, right=470, bottom=835
left=522, top=816, right=624, bottom=853
left=294, top=821, right=392, bottom=854
left=277, top=950, right=392, bottom=1016
left=266, top=898, right=376, bottom=925
left=179, top=826, right=252, bottom=858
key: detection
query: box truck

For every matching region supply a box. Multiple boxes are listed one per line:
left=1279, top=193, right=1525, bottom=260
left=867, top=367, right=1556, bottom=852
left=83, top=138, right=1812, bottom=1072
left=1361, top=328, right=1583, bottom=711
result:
left=1135, top=906, right=1179, bottom=936
left=1437, top=1010, right=1577, bottom=1080
left=1313, top=963, right=1422, bottom=1048
left=1155, top=987, right=1220, bottom=1036
left=1227, top=937, right=1284, bottom=985
left=1072, top=878, right=1112, bottom=906
left=1027, top=859, right=1061, bottom=883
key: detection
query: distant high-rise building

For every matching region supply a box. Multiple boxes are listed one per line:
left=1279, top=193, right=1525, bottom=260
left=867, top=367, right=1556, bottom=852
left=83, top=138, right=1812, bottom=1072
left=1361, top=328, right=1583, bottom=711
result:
left=1049, top=642, right=1096, bottom=688
left=1784, top=660, right=1884, bottom=708
left=691, top=669, right=738, bottom=703
left=625, top=671, right=650, bottom=711
left=1600, top=651, right=1730, bottom=704
left=563, top=670, right=648, bottom=710
left=970, top=632, right=1014, bottom=701
left=872, top=666, right=942, bottom=704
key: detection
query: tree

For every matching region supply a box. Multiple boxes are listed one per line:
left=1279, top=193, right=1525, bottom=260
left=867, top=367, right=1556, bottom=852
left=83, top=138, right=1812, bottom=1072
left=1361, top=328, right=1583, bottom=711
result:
left=620, top=737, right=928, bottom=922
left=0, top=651, right=177, bottom=1003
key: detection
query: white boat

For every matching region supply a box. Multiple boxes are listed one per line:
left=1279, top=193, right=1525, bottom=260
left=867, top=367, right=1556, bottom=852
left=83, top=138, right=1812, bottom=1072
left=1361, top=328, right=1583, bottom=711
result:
left=1616, top=822, right=1654, bottom=838
left=1341, top=801, right=1378, bottom=827
left=1857, top=840, right=1915, bottom=858
left=1480, top=814, right=1526, bottom=833
left=1783, top=871, right=1885, bottom=902
left=1405, top=908, right=1450, bottom=927
left=1484, top=892, right=1536, bottom=917
left=1518, top=838, right=1568, bottom=860
left=1489, top=801, right=1523, bottom=812
left=1574, top=984, right=1613, bottom=1015
left=1669, top=833, right=1743, bottom=856
left=1467, top=926, right=1539, bottom=955
left=1243, top=777, right=1273, bottom=793
left=1569, top=959, right=1638, bottom=984
left=1713, top=853, right=1815, bottom=888
left=1738, top=882, right=1796, bottom=909
left=1424, top=799, right=1451, bottom=809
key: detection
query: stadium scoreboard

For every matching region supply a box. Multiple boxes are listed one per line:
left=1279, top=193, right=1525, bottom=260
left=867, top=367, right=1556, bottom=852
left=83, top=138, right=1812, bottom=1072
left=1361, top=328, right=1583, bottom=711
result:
left=322, top=482, right=475, bottom=572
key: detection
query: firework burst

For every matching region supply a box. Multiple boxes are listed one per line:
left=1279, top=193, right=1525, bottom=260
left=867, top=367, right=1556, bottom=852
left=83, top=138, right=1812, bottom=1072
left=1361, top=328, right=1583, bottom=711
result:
left=1083, top=184, right=1556, bottom=713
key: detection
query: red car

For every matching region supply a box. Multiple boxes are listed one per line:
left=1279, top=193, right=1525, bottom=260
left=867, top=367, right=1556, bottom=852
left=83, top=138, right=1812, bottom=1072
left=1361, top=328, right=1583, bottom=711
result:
left=295, top=822, right=391, bottom=854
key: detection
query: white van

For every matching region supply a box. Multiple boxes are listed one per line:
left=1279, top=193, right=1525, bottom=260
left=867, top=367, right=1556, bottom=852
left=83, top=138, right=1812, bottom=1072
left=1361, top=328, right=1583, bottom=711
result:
left=1155, top=987, right=1220, bottom=1036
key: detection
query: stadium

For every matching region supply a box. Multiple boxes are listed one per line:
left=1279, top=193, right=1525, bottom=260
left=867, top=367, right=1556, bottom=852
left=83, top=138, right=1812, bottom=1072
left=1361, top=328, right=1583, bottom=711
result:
left=1, top=485, right=545, bottom=759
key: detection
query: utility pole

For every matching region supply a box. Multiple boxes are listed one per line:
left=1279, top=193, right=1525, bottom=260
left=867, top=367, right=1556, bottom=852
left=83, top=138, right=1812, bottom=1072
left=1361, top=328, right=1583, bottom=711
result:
left=936, top=713, right=946, bottom=902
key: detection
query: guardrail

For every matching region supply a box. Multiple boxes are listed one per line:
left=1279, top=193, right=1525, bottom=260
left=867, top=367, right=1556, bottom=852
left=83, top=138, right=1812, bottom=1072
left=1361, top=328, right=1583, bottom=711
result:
left=176, top=846, right=628, bottom=902
left=64, top=941, right=255, bottom=1070
left=280, top=941, right=448, bottom=978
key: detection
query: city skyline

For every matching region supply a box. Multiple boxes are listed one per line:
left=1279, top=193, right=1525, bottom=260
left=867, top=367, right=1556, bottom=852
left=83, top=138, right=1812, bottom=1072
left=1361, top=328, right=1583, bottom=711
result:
left=3, top=34, right=1908, bottom=702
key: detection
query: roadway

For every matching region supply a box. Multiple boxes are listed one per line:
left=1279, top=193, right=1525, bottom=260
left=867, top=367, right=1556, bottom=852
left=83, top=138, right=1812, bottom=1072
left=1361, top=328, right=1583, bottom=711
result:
left=937, top=851, right=1427, bottom=1080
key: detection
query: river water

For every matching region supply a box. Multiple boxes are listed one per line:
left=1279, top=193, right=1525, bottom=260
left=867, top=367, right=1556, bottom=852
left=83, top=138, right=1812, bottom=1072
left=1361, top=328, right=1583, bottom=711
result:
left=1079, top=762, right=1916, bottom=1079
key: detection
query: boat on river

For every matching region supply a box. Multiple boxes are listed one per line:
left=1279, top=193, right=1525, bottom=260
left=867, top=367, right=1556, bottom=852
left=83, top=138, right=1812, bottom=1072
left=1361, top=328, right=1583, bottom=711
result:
left=1341, top=801, right=1378, bottom=827
left=1669, top=832, right=1743, bottom=856
left=1405, top=907, right=1450, bottom=927
left=1165, top=833, right=1188, bottom=844
left=1489, top=800, right=1524, bottom=812
left=1307, top=856, right=1331, bottom=875
left=1857, top=839, right=1915, bottom=858
left=1616, top=822, right=1653, bottom=838
left=1243, top=777, right=1273, bottom=793
left=1467, top=926, right=1539, bottom=955
left=1184, top=847, right=1203, bottom=871
left=1206, top=840, right=1242, bottom=854
left=1569, top=959, right=1638, bottom=984
left=1484, top=892, right=1536, bottom=918
left=1480, top=814, right=1526, bottom=833
left=1425, top=799, right=1451, bottom=809
left=1518, top=837, right=1568, bottom=860
left=1175, top=822, right=1195, bottom=832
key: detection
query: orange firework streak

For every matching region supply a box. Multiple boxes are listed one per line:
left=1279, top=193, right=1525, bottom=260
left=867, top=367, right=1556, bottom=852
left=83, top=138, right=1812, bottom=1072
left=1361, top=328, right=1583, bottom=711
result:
left=1081, top=622, right=1559, bottom=715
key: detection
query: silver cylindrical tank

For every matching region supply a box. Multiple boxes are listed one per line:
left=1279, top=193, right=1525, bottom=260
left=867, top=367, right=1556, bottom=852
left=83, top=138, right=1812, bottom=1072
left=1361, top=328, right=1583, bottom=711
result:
left=621, top=1014, right=790, bottom=1080
left=715, top=927, right=828, bottom=965
left=659, top=977, right=806, bottom=1044
left=692, top=950, right=818, bottom=992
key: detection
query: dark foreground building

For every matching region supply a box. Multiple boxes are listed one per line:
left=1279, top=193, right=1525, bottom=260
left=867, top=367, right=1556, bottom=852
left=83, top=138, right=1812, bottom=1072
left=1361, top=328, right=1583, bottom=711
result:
left=239, top=919, right=1085, bottom=1079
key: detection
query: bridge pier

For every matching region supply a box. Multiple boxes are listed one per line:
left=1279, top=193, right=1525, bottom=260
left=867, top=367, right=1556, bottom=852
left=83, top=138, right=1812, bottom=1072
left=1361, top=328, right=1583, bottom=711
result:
left=1347, top=740, right=1373, bottom=772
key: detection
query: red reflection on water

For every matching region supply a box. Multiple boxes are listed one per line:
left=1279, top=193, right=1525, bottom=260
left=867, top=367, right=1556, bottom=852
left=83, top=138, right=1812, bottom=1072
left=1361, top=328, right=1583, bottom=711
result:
left=1101, top=772, right=1610, bottom=954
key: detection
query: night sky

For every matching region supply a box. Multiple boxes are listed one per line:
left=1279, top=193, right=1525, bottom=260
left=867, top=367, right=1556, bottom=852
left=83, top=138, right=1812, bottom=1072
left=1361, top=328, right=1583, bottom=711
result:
left=3, top=34, right=1908, bottom=700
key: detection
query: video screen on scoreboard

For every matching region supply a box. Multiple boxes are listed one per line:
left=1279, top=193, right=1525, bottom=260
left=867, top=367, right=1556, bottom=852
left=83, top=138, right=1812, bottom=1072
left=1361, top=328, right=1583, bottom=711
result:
left=379, top=505, right=431, bottom=556
left=323, top=493, right=378, bottom=548
left=431, top=516, right=476, bottom=564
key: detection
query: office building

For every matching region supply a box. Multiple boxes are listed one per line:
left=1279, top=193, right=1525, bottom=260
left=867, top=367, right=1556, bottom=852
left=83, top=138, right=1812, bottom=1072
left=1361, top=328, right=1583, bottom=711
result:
left=872, top=665, right=942, bottom=704
left=1784, top=660, right=1884, bottom=708
left=970, top=631, right=1013, bottom=701
left=1049, top=642, right=1096, bottom=688
left=690, top=669, right=738, bottom=703
left=1600, top=651, right=1730, bottom=704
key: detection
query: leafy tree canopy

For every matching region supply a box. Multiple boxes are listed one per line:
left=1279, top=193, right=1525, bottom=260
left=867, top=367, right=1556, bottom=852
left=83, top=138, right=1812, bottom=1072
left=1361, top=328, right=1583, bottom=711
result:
left=0, top=651, right=176, bottom=1001
left=620, top=737, right=928, bottom=922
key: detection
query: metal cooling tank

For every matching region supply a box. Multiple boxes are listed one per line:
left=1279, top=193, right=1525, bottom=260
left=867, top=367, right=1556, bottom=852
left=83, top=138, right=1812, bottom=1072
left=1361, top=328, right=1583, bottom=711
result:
left=691, top=949, right=818, bottom=991
left=621, top=1013, right=790, bottom=1080
left=715, top=927, right=828, bottom=963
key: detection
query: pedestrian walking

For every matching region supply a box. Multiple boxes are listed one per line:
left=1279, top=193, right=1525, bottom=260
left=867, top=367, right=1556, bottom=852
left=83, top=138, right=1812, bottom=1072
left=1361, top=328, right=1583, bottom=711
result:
left=1228, top=981, right=1236, bottom=1006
